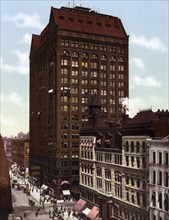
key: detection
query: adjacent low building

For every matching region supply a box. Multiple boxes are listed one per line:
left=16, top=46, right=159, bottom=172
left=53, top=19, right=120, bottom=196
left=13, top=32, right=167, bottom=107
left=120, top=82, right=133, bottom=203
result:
left=75, top=97, right=169, bottom=220
left=147, top=136, right=169, bottom=220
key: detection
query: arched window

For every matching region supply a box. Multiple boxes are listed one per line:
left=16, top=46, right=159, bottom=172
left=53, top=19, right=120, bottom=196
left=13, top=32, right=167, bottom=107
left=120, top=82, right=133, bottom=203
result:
left=119, top=57, right=125, bottom=62
left=136, top=141, right=140, bottom=153
left=82, top=52, right=89, bottom=59
left=153, top=170, right=156, bottom=184
left=61, top=50, right=69, bottom=56
left=125, top=141, right=129, bottom=152
left=152, top=191, right=156, bottom=206
left=153, top=215, right=156, bottom=220
left=72, top=51, right=79, bottom=58
left=164, top=193, right=168, bottom=211
left=101, top=54, right=107, bottom=61
left=131, top=141, right=134, bottom=153
left=91, top=53, right=98, bottom=59
left=164, top=172, right=168, bottom=187
left=158, top=171, right=162, bottom=185
left=110, top=56, right=116, bottom=62
left=158, top=193, right=162, bottom=209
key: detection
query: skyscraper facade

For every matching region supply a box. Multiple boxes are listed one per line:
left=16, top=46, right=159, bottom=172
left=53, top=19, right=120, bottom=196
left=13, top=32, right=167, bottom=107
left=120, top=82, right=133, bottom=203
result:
left=29, top=6, right=128, bottom=195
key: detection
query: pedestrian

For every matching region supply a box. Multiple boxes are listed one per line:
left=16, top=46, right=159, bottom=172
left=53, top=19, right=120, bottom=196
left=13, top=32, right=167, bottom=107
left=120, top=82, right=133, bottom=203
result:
left=35, top=211, right=38, bottom=217
left=49, top=210, right=51, bottom=218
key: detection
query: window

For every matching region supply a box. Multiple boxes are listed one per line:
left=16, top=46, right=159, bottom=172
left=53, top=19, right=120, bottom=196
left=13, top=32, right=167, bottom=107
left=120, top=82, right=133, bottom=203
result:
left=91, top=53, right=98, bottom=60
left=105, top=181, right=111, bottom=193
left=136, top=142, right=140, bottom=153
left=158, top=193, right=162, bottom=209
left=91, top=62, right=98, bottom=69
left=131, top=156, right=134, bottom=167
left=72, top=60, right=78, bottom=67
left=105, top=169, right=111, bottom=179
left=126, top=156, right=129, bottom=166
left=114, top=172, right=122, bottom=183
left=159, top=152, right=162, bottom=164
left=142, top=157, right=146, bottom=168
left=153, top=170, right=156, bottom=184
left=96, top=178, right=102, bottom=189
left=164, top=194, right=168, bottom=211
left=164, top=172, right=168, bottom=187
left=142, top=178, right=146, bottom=189
left=136, top=177, right=140, bottom=188
left=61, top=59, right=68, bottom=66
left=81, top=61, right=88, bottom=68
left=131, top=176, right=135, bottom=186
left=125, top=174, right=129, bottom=184
left=137, top=192, right=140, bottom=205
left=131, top=141, right=134, bottom=152
left=152, top=192, right=156, bottom=206
left=72, top=51, right=79, bottom=58
left=118, top=65, right=124, bottom=71
left=61, top=50, right=69, bottom=56
left=126, top=189, right=129, bottom=201
left=96, top=167, right=102, bottom=177
left=101, top=54, right=107, bottom=61
left=131, top=191, right=135, bottom=203
left=126, top=141, right=129, bottom=152
left=142, top=142, right=146, bottom=153
left=153, top=151, right=156, bottom=163
left=101, top=64, right=107, bottom=70
left=136, top=157, right=140, bottom=168
left=158, top=171, right=162, bottom=185
left=164, top=152, right=168, bottom=165
left=110, top=56, right=116, bottom=62
left=119, top=57, right=125, bottom=62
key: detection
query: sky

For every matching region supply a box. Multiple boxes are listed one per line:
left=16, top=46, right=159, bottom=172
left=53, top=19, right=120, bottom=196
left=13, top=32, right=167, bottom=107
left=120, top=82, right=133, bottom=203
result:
left=0, top=0, right=168, bottom=137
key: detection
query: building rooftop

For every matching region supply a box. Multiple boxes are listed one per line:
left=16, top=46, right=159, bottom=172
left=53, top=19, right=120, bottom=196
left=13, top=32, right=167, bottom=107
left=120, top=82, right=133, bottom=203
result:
left=31, top=6, right=128, bottom=52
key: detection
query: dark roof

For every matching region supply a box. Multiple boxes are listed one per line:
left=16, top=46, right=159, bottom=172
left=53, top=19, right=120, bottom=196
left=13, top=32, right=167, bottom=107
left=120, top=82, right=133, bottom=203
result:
left=127, top=110, right=159, bottom=125
left=51, top=6, right=127, bottom=38
left=30, top=6, right=128, bottom=53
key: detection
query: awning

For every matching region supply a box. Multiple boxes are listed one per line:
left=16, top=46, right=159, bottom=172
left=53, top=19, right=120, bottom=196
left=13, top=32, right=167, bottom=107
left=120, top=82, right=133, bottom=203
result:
left=73, top=199, right=87, bottom=212
left=87, top=206, right=100, bottom=220
left=82, top=207, right=91, bottom=215
left=62, top=190, right=71, bottom=196
left=61, top=180, right=70, bottom=186
left=41, top=184, right=48, bottom=190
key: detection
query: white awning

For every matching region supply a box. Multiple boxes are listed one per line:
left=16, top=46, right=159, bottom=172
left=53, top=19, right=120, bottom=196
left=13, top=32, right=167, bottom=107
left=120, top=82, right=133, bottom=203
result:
left=62, top=190, right=71, bottom=196
left=41, top=184, right=48, bottom=190
left=82, top=207, right=91, bottom=215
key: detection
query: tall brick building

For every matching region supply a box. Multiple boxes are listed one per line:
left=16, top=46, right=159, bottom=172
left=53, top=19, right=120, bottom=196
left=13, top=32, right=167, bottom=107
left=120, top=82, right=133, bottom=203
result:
left=29, top=6, right=128, bottom=195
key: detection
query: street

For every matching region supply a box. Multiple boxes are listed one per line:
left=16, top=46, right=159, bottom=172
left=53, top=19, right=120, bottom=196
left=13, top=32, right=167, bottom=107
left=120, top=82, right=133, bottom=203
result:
left=10, top=172, right=80, bottom=220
